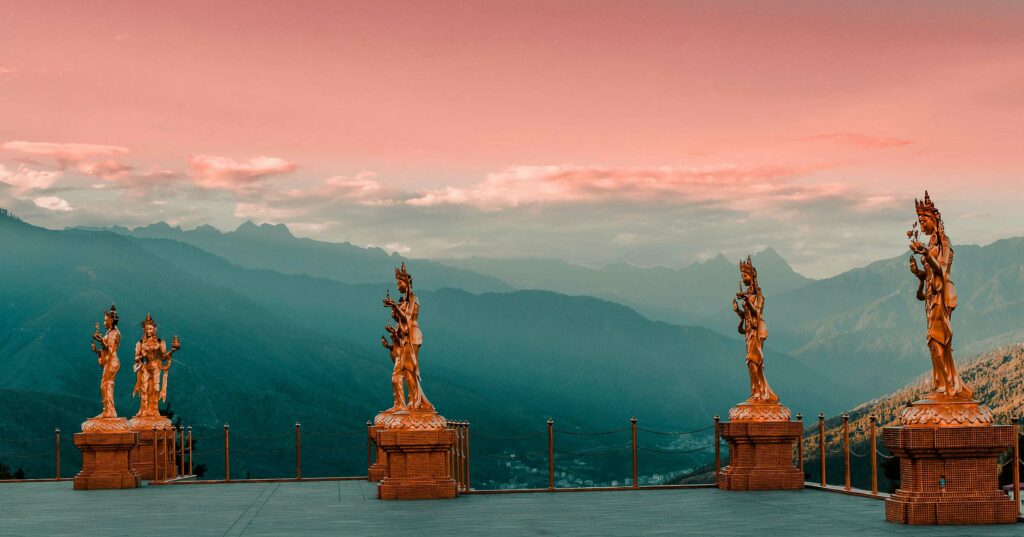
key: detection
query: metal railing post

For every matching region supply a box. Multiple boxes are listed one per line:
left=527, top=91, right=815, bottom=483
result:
left=179, top=427, right=185, bottom=477
left=547, top=418, right=554, bottom=491
left=465, top=421, right=471, bottom=491
left=295, top=422, right=302, bottom=480
left=1014, top=417, right=1020, bottom=518
left=631, top=417, right=638, bottom=489
left=796, top=413, right=804, bottom=475
left=171, top=426, right=178, bottom=478
left=714, top=415, right=721, bottom=480
left=869, top=415, right=878, bottom=495
left=161, top=427, right=168, bottom=481
left=224, top=424, right=230, bottom=482
left=819, top=413, right=826, bottom=487
left=366, top=420, right=373, bottom=475
left=188, top=426, right=193, bottom=476
left=843, top=414, right=850, bottom=491
left=54, top=428, right=61, bottom=480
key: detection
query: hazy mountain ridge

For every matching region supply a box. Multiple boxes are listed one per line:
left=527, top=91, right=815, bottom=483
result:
left=442, top=248, right=814, bottom=326
left=83, top=221, right=513, bottom=294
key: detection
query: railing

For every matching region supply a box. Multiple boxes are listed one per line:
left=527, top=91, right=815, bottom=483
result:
left=1, top=412, right=1020, bottom=521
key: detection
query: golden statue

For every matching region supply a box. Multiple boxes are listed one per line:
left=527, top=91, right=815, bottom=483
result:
left=82, top=305, right=130, bottom=433
left=728, top=256, right=789, bottom=422
left=901, top=191, right=990, bottom=426
left=375, top=263, right=444, bottom=430
left=127, top=313, right=180, bottom=431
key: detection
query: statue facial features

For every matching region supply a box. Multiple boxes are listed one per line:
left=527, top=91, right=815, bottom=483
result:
left=918, top=214, right=936, bottom=235
left=144, top=325, right=156, bottom=338
left=741, top=273, right=753, bottom=287
left=397, top=279, right=409, bottom=293
left=103, top=314, right=113, bottom=331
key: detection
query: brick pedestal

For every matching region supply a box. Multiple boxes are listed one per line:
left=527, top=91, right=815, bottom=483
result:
left=377, top=428, right=457, bottom=500
left=368, top=425, right=387, bottom=482
left=130, top=429, right=178, bottom=481
left=717, top=421, right=803, bottom=491
left=73, top=432, right=141, bottom=490
left=883, top=425, right=1016, bottom=525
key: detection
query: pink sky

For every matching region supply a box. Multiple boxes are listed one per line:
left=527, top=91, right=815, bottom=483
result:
left=1, top=1, right=1022, bottom=276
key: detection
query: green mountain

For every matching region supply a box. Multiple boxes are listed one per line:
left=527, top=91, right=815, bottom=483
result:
left=443, top=249, right=814, bottom=326
left=1, top=212, right=848, bottom=487
left=89, top=221, right=512, bottom=294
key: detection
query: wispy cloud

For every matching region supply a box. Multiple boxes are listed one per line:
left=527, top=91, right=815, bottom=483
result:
left=189, top=155, right=297, bottom=190
left=0, top=163, right=62, bottom=194
left=405, top=164, right=843, bottom=211
left=2, top=141, right=130, bottom=161
left=800, top=133, right=913, bottom=150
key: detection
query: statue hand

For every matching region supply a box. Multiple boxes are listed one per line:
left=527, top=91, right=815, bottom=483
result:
left=731, top=299, right=741, bottom=313
left=908, top=256, right=924, bottom=278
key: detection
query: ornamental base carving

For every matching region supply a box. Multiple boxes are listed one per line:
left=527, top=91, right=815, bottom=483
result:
left=130, top=428, right=178, bottom=481
left=727, top=401, right=791, bottom=422
left=375, top=409, right=447, bottom=431
left=126, top=414, right=173, bottom=431
left=883, top=425, right=1016, bottom=524
left=81, top=417, right=131, bottom=433
left=717, top=421, right=803, bottom=491
left=377, top=428, right=458, bottom=500
left=898, top=397, right=993, bottom=427
left=73, top=431, right=141, bottom=490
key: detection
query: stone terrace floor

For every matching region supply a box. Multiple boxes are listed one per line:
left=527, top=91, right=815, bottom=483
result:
left=1, top=481, right=1021, bottom=536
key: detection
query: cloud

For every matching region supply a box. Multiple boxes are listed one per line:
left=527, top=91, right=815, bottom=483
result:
left=76, top=159, right=133, bottom=180
left=0, top=67, right=15, bottom=80
left=189, top=155, right=297, bottom=190
left=800, top=133, right=913, bottom=149
left=33, top=196, right=73, bottom=212
left=405, top=164, right=844, bottom=211
left=0, top=163, right=62, bottom=194
left=2, top=141, right=130, bottom=161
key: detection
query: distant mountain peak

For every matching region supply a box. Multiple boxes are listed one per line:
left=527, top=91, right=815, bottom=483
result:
left=234, top=220, right=293, bottom=239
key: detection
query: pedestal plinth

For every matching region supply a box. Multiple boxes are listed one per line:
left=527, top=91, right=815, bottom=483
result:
left=130, top=428, right=178, bottom=481
left=883, top=425, right=1016, bottom=525
left=73, top=430, right=141, bottom=490
left=376, top=411, right=457, bottom=500
left=717, top=420, right=803, bottom=491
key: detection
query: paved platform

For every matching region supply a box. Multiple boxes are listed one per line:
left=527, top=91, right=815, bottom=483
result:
left=0, top=481, right=1020, bottom=536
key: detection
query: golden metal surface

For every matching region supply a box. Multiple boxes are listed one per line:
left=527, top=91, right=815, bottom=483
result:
left=728, top=257, right=790, bottom=422
left=127, top=314, right=180, bottom=431
left=82, top=305, right=130, bottom=433
left=378, top=263, right=446, bottom=430
left=902, top=191, right=991, bottom=427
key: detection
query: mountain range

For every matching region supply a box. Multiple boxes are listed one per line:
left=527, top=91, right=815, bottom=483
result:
left=0, top=212, right=849, bottom=487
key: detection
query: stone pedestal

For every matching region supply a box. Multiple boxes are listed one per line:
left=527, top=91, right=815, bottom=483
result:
left=376, top=410, right=457, bottom=500
left=717, top=420, right=803, bottom=491
left=73, top=431, right=141, bottom=490
left=883, top=425, right=1017, bottom=525
left=130, top=428, right=178, bottom=481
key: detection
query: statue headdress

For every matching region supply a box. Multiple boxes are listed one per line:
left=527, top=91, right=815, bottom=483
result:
left=395, top=262, right=412, bottom=285
left=105, top=304, right=118, bottom=325
left=739, top=255, right=757, bottom=279
left=141, top=313, right=156, bottom=329
left=915, top=190, right=941, bottom=221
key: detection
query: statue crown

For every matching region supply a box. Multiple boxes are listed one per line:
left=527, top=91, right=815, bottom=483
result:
left=915, top=190, right=940, bottom=219
left=395, top=262, right=412, bottom=284
left=141, top=313, right=156, bottom=329
left=739, top=255, right=757, bottom=278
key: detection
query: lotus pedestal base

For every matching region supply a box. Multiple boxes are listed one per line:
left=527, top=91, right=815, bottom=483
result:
left=883, top=425, right=1016, bottom=525
left=377, top=428, right=457, bottom=500
left=717, top=421, right=803, bottom=491
left=73, top=431, right=141, bottom=490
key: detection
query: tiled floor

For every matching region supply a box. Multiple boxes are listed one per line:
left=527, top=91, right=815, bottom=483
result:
left=0, top=481, right=1020, bottom=536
